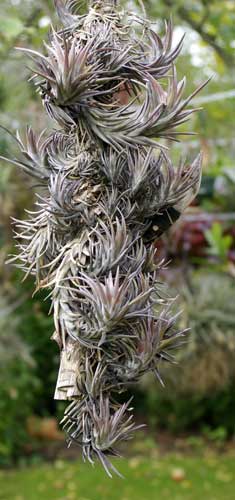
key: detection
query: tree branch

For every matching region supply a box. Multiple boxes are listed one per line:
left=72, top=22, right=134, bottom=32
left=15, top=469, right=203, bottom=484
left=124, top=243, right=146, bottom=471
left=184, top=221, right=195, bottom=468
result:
left=161, top=0, right=234, bottom=66
left=178, top=8, right=233, bottom=65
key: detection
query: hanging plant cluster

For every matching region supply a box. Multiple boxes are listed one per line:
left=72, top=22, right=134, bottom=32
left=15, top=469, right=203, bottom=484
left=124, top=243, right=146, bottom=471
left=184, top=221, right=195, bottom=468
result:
left=2, top=0, right=207, bottom=476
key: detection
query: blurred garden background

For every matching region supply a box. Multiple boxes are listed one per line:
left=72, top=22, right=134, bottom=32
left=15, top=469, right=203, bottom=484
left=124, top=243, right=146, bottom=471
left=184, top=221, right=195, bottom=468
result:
left=0, top=0, right=235, bottom=498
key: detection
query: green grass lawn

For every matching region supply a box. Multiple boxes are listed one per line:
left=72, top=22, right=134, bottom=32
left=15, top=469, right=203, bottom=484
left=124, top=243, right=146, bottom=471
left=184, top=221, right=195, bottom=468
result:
left=0, top=438, right=235, bottom=500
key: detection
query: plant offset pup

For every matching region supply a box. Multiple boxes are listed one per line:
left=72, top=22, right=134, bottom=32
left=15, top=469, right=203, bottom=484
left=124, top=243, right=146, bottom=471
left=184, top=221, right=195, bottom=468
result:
left=2, top=0, right=207, bottom=476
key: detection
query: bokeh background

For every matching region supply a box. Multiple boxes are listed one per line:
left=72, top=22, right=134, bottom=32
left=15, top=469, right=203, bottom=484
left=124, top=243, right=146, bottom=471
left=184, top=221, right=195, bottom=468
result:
left=0, top=1, right=235, bottom=499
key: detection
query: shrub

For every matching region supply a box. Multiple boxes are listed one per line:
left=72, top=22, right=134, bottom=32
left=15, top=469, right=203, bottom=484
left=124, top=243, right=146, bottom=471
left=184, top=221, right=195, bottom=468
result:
left=138, top=271, right=235, bottom=433
left=0, top=296, right=40, bottom=465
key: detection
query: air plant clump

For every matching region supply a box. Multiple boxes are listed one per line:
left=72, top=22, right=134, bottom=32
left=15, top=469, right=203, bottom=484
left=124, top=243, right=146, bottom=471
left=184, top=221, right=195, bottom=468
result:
left=2, top=0, right=207, bottom=476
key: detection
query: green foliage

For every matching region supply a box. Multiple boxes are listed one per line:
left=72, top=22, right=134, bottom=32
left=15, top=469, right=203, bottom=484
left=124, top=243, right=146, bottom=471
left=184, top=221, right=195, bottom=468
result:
left=15, top=283, right=58, bottom=415
left=145, top=0, right=235, bottom=67
left=0, top=296, right=40, bottom=466
left=0, top=15, right=24, bottom=40
left=205, top=222, right=232, bottom=261
left=137, top=271, right=235, bottom=433
left=202, top=426, right=228, bottom=446
left=165, top=271, right=235, bottom=394
left=137, top=385, right=235, bottom=434
left=0, top=359, right=40, bottom=466
left=214, top=168, right=235, bottom=212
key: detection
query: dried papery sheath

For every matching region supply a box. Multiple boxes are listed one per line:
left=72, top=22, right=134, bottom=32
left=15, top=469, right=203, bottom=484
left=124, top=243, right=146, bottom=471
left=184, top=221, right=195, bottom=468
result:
left=2, top=0, right=207, bottom=476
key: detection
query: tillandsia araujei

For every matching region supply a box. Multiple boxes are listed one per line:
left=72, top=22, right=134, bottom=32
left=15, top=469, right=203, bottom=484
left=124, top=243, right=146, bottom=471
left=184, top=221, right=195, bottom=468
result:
left=1, top=0, right=209, bottom=477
